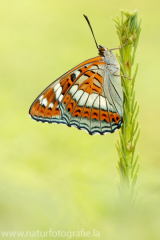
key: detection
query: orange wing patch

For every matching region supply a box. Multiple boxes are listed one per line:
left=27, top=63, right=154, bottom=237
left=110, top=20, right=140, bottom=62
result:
left=72, top=106, right=83, bottom=117
left=43, top=88, right=54, bottom=100
left=30, top=100, right=39, bottom=116
left=63, top=94, right=71, bottom=106
left=30, top=88, right=61, bottom=119
left=66, top=99, right=77, bottom=113
left=91, top=108, right=100, bottom=120
left=109, top=112, right=121, bottom=124
left=79, top=73, right=102, bottom=94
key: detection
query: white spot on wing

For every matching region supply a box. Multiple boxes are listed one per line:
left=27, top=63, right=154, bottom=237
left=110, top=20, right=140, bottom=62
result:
left=93, top=96, right=99, bottom=109
left=100, top=96, right=107, bottom=110
left=54, top=83, right=60, bottom=92
left=39, top=95, right=43, bottom=104
left=49, top=103, right=54, bottom=109
left=42, top=98, right=48, bottom=107
left=74, top=70, right=81, bottom=78
left=55, top=87, right=62, bottom=99
left=73, top=90, right=83, bottom=101
left=78, top=92, right=89, bottom=106
left=59, top=94, right=63, bottom=102
left=69, top=85, right=78, bottom=96
left=86, top=93, right=98, bottom=107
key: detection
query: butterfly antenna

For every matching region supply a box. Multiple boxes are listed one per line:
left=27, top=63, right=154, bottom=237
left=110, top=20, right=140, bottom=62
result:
left=83, top=14, right=99, bottom=49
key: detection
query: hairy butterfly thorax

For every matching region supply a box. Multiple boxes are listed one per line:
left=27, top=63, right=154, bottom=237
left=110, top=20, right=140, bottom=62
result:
left=98, top=45, right=120, bottom=73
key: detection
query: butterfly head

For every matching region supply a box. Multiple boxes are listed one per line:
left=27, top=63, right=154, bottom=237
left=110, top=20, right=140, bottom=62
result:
left=98, top=45, right=116, bottom=61
left=98, top=45, right=110, bottom=57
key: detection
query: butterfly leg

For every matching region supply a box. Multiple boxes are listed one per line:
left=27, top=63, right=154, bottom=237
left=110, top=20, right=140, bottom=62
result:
left=110, top=39, right=128, bottom=51
left=113, top=74, right=132, bottom=80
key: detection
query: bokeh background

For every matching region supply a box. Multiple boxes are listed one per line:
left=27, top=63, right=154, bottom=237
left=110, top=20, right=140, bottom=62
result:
left=0, top=0, right=160, bottom=239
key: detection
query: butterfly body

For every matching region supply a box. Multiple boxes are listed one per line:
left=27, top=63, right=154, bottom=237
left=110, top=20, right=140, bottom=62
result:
left=29, top=45, right=123, bottom=135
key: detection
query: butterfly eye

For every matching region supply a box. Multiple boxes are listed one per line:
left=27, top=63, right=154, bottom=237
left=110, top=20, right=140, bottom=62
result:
left=99, top=47, right=105, bottom=51
left=99, top=46, right=106, bottom=56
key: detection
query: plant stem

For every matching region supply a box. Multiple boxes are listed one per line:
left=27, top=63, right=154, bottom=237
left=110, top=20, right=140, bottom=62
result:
left=112, top=9, right=142, bottom=200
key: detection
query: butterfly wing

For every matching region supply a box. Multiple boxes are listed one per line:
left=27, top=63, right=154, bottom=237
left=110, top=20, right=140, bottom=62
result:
left=29, top=56, right=123, bottom=135
left=29, top=56, right=102, bottom=125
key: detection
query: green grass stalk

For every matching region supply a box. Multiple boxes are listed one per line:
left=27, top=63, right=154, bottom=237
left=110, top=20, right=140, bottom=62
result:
left=112, top=9, right=142, bottom=201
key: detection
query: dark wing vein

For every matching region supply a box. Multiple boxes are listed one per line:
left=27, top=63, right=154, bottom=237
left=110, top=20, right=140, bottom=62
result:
left=109, top=75, right=123, bottom=105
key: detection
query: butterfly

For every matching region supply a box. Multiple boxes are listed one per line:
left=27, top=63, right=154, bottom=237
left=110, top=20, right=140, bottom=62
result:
left=29, top=15, right=128, bottom=135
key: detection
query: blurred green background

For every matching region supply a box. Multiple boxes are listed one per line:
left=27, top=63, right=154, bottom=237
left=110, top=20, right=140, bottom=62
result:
left=0, top=0, right=160, bottom=239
